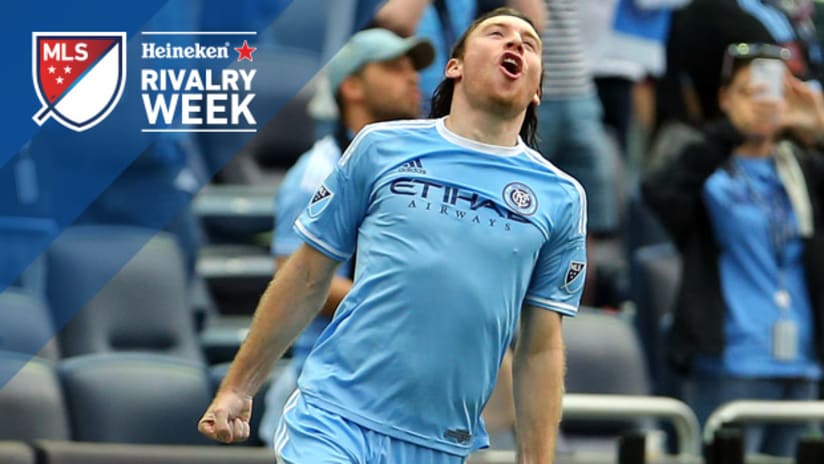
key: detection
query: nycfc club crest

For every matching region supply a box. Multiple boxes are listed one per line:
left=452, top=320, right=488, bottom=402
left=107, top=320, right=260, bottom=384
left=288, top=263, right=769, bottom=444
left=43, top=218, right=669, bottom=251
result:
left=32, top=32, right=126, bottom=131
left=502, top=182, right=538, bottom=216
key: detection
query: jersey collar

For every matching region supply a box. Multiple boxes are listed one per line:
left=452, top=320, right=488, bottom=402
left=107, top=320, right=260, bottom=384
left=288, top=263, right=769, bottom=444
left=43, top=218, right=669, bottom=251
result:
left=436, top=117, right=524, bottom=157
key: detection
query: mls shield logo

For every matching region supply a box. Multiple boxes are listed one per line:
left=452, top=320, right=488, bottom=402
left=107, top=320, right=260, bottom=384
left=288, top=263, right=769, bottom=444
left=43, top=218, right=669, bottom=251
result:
left=307, top=184, right=334, bottom=218
left=32, top=32, right=126, bottom=132
left=563, top=261, right=586, bottom=294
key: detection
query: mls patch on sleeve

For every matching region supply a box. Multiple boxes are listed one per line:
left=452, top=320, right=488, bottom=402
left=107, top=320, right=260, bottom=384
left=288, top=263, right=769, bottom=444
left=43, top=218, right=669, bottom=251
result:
left=307, top=184, right=334, bottom=217
left=563, top=261, right=586, bottom=294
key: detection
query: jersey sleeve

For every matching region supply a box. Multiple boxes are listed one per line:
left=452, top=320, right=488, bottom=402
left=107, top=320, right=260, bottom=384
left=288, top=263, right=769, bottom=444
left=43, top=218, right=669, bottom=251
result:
left=524, top=190, right=588, bottom=316
left=293, top=131, right=377, bottom=261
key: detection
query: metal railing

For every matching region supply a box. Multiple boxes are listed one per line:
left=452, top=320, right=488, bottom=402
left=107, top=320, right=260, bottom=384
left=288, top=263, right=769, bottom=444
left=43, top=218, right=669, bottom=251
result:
left=471, top=397, right=824, bottom=463
left=562, top=393, right=702, bottom=459
left=703, top=400, right=824, bottom=444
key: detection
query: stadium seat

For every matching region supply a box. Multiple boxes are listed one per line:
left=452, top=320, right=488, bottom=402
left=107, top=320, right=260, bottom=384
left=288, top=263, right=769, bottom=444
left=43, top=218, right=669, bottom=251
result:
left=194, top=186, right=277, bottom=243
left=0, top=288, right=60, bottom=360
left=561, top=310, right=652, bottom=452
left=0, top=442, right=34, bottom=464
left=196, top=244, right=273, bottom=318
left=0, top=353, right=71, bottom=441
left=58, top=353, right=213, bottom=445
left=34, top=440, right=276, bottom=464
left=565, top=311, right=650, bottom=395
left=0, top=215, right=56, bottom=295
left=629, top=242, right=682, bottom=396
left=189, top=273, right=218, bottom=333
left=47, top=226, right=204, bottom=362
left=248, top=89, right=316, bottom=170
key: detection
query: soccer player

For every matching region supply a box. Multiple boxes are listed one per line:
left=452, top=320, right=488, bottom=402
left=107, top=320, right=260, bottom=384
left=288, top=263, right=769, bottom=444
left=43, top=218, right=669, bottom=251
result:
left=257, top=28, right=435, bottom=444
left=199, top=8, right=588, bottom=464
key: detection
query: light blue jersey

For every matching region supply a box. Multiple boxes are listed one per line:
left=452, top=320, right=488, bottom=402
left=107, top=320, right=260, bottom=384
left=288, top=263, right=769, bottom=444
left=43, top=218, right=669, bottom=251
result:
left=273, top=135, right=353, bottom=372
left=293, top=118, right=587, bottom=456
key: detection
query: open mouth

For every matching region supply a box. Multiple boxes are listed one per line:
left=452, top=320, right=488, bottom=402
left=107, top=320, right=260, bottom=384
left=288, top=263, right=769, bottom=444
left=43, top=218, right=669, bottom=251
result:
left=500, top=52, right=523, bottom=78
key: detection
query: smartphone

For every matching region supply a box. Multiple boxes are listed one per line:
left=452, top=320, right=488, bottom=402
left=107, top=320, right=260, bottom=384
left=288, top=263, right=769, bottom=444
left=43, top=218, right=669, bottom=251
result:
left=750, top=58, right=786, bottom=100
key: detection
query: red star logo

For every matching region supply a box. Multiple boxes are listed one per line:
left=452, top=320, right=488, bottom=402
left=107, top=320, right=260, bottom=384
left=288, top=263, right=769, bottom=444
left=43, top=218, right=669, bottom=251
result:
left=235, top=40, right=256, bottom=62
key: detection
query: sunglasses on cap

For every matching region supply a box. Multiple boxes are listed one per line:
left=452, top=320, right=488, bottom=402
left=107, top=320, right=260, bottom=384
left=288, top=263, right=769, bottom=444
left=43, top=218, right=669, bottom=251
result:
left=721, top=43, right=792, bottom=83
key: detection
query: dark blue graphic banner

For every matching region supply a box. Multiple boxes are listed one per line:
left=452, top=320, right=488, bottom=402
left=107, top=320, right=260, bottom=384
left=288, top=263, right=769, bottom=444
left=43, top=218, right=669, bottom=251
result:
left=0, top=0, right=387, bottom=387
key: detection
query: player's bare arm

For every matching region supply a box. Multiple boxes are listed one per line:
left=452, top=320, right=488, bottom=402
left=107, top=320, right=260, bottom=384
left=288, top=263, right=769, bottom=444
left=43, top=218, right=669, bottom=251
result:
left=198, top=243, right=339, bottom=443
left=274, top=256, right=352, bottom=318
left=513, top=305, right=565, bottom=464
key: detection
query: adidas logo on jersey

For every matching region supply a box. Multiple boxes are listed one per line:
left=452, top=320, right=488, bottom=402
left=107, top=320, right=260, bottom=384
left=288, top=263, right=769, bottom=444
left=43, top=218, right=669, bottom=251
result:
left=398, top=158, right=426, bottom=174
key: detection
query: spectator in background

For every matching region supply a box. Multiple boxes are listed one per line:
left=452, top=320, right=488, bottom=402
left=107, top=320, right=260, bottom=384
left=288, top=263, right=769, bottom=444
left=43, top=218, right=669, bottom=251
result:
left=589, top=0, right=691, bottom=156
left=257, top=28, right=435, bottom=446
left=537, top=0, right=616, bottom=305
left=642, top=43, right=824, bottom=457
left=650, top=0, right=777, bottom=172
left=659, top=0, right=822, bottom=128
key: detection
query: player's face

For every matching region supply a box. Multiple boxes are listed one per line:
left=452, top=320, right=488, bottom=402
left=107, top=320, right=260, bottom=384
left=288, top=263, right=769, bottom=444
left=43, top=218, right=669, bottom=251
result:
left=447, top=15, right=542, bottom=113
left=359, top=55, right=422, bottom=121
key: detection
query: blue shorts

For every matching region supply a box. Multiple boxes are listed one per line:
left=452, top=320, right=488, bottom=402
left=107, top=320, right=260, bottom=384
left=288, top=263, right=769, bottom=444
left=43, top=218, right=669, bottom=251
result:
left=274, top=390, right=466, bottom=464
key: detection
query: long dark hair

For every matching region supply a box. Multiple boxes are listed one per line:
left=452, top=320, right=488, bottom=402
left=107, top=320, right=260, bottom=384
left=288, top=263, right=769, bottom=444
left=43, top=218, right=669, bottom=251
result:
left=428, top=7, right=543, bottom=149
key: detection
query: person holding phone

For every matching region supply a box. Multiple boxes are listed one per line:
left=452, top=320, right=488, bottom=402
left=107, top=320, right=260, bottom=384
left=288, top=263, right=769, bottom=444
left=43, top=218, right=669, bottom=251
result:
left=642, top=43, right=824, bottom=457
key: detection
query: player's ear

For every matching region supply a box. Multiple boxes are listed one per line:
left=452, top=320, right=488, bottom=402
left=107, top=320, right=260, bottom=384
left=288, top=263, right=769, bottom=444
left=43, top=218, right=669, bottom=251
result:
left=445, top=57, right=462, bottom=80
left=532, top=86, right=541, bottom=106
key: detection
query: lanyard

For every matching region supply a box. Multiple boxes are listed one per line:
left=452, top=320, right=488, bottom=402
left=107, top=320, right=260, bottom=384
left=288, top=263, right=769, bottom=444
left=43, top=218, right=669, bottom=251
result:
left=731, top=158, right=797, bottom=272
left=731, top=157, right=798, bottom=312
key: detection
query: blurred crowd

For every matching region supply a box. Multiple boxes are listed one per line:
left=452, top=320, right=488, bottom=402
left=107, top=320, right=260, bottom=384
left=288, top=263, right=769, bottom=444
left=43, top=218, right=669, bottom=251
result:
left=6, top=0, right=824, bottom=459
left=251, top=0, right=824, bottom=457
